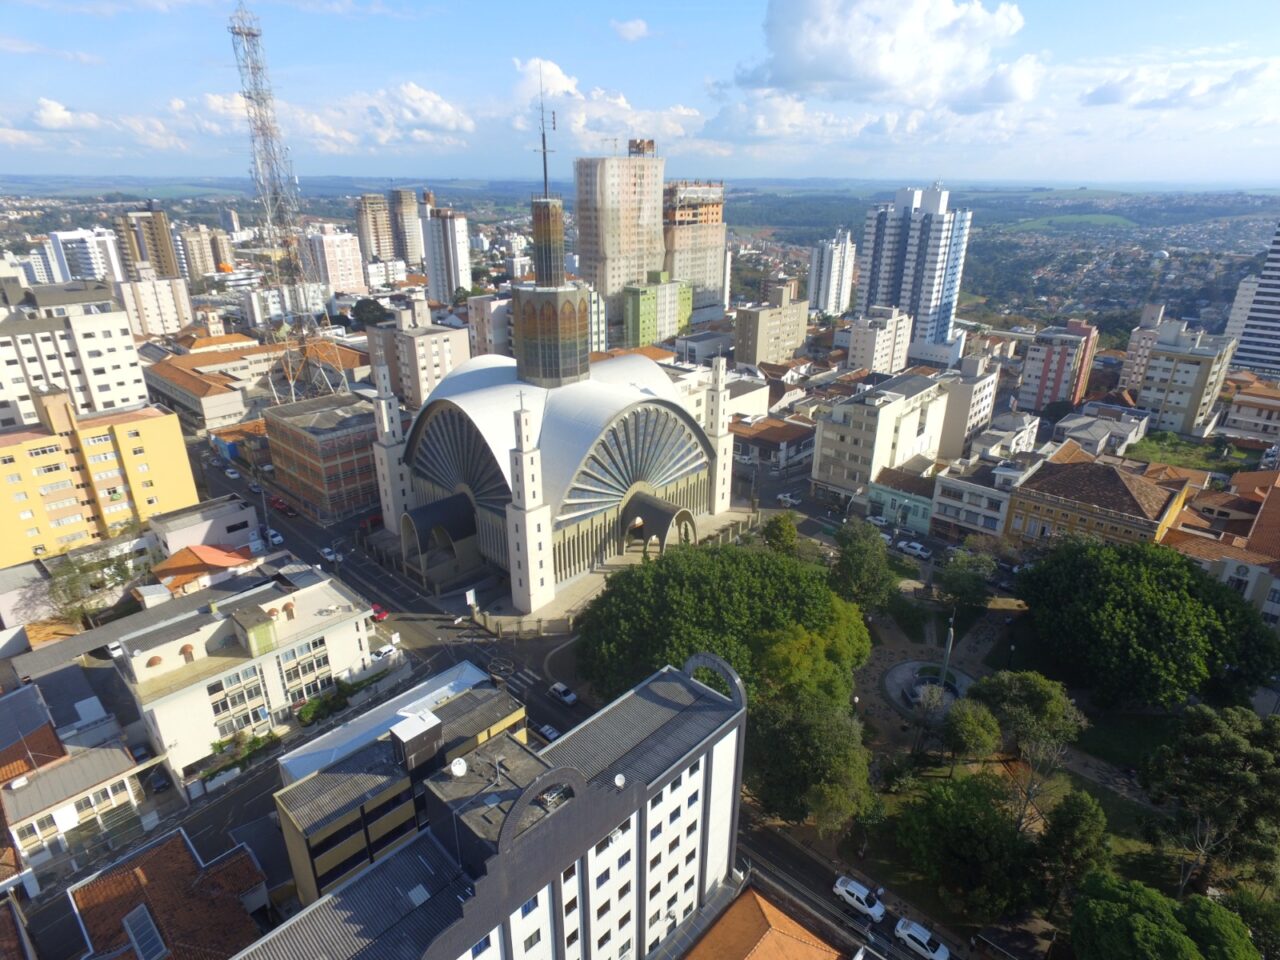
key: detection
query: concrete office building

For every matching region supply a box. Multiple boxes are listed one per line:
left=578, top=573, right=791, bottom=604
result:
left=1225, top=220, right=1280, bottom=373
left=264, top=394, right=382, bottom=523
left=469, top=294, right=514, bottom=357
left=177, top=224, right=230, bottom=282
left=663, top=181, right=728, bottom=316
left=114, top=276, right=194, bottom=337
left=1017, top=319, right=1098, bottom=413
left=113, top=206, right=180, bottom=281
left=236, top=654, right=747, bottom=960
left=221, top=207, right=242, bottom=234
left=622, top=271, right=692, bottom=347
left=1120, top=314, right=1235, bottom=436
left=734, top=287, right=809, bottom=367
left=838, top=306, right=913, bottom=374
left=49, top=228, right=124, bottom=283
left=423, top=209, right=472, bottom=305
left=0, top=391, right=197, bottom=570
left=576, top=140, right=666, bottom=322
left=935, top=356, right=998, bottom=458
left=0, top=281, right=149, bottom=428
left=364, top=259, right=407, bottom=291
left=855, top=184, right=970, bottom=361
left=810, top=373, right=950, bottom=510
left=309, top=227, right=367, bottom=295
left=808, top=230, right=856, bottom=317
left=355, top=194, right=395, bottom=264
left=390, top=188, right=425, bottom=266
left=274, top=669, right=526, bottom=904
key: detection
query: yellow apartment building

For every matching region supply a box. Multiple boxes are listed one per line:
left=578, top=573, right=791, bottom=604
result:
left=0, top=390, right=197, bottom=570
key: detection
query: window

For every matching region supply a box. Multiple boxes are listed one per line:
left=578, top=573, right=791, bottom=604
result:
left=564, top=896, right=577, bottom=916
left=122, top=905, right=167, bottom=960
left=689, top=760, right=699, bottom=774
left=563, top=863, right=576, bottom=883
left=620, top=880, right=631, bottom=897
left=522, top=931, right=540, bottom=952
left=687, top=792, right=699, bottom=808
left=650, top=791, right=662, bottom=808
left=596, top=931, right=611, bottom=949
left=649, top=854, right=660, bottom=871
left=520, top=895, right=538, bottom=918
left=618, top=850, right=631, bottom=869
left=649, top=823, right=662, bottom=840
left=669, top=808, right=680, bottom=824
left=471, top=935, right=491, bottom=957
left=596, top=900, right=610, bottom=920
left=566, top=929, right=578, bottom=947
left=596, top=868, right=610, bottom=888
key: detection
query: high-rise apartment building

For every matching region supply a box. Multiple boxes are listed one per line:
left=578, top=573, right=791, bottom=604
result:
left=808, top=230, right=857, bottom=317
left=113, top=205, right=180, bottom=280
left=366, top=309, right=471, bottom=410
left=734, top=287, right=809, bottom=367
left=177, top=224, right=221, bottom=281
left=1120, top=315, right=1235, bottom=436
left=838, top=306, right=914, bottom=374
left=355, top=193, right=395, bottom=264
left=49, top=228, right=124, bottom=283
left=576, top=140, right=666, bottom=322
left=389, top=188, right=424, bottom=266
left=0, top=390, right=197, bottom=570
left=238, top=654, right=747, bottom=960
left=0, top=281, right=149, bottom=428
left=1017, top=319, right=1098, bottom=413
left=113, top=276, right=194, bottom=337
left=220, top=207, right=242, bottom=233
left=663, top=181, right=728, bottom=316
left=309, top=227, right=367, bottom=295
left=422, top=208, right=472, bottom=304
left=468, top=293, right=513, bottom=357
left=1225, top=221, right=1280, bottom=373
left=855, top=184, right=971, bottom=356
left=622, top=270, right=692, bottom=347
left=935, top=356, right=999, bottom=458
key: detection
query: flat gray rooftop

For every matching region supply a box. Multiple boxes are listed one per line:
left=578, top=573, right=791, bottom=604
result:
left=263, top=394, right=375, bottom=435
left=149, top=494, right=249, bottom=531
left=276, top=739, right=404, bottom=837
left=426, top=733, right=550, bottom=844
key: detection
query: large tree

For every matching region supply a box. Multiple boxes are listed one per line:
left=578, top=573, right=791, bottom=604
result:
left=969, top=670, right=1086, bottom=830
left=761, top=512, right=799, bottom=555
left=936, top=551, right=996, bottom=611
left=1144, top=705, right=1280, bottom=894
left=1179, top=896, right=1263, bottom=960
left=896, top=772, right=1035, bottom=921
left=941, top=699, right=1000, bottom=775
left=350, top=297, right=389, bottom=328
left=1017, top=538, right=1280, bottom=708
left=1040, top=790, right=1110, bottom=913
left=1222, top=891, right=1280, bottom=960
left=829, top=519, right=898, bottom=613
left=1072, top=872, right=1203, bottom=960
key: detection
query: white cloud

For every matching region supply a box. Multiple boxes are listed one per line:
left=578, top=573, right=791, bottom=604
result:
left=739, top=0, right=1035, bottom=111
left=610, top=18, right=649, bottom=42
left=0, top=128, right=43, bottom=146
left=0, top=34, right=101, bottom=63
left=30, top=98, right=102, bottom=130
left=118, top=115, right=187, bottom=150
left=513, top=57, right=583, bottom=103
left=1079, top=59, right=1279, bottom=111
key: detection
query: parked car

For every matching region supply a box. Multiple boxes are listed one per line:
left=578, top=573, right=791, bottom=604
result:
left=209, top=456, right=225, bottom=468
left=894, top=919, right=949, bottom=960
left=539, top=723, right=562, bottom=742
left=371, top=603, right=389, bottom=622
left=248, top=481, right=262, bottom=494
left=549, top=682, right=578, bottom=706
left=370, top=645, right=395, bottom=662
left=269, top=496, right=287, bottom=509
left=867, top=515, right=889, bottom=528
left=319, top=547, right=343, bottom=563
left=267, top=529, right=284, bottom=546
left=896, top=541, right=933, bottom=561
left=879, top=532, right=892, bottom=546
left=832, top=875, right=886, bottom=922
left=148, top=769, right=173, bottom=794
left=224, top=468, right=241, bottom=480
left=776, top=492, right=802, bottom=507
left=284, top=506, right=298, bottom=518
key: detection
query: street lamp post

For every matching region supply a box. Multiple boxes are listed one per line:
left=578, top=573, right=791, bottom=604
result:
left=938, top=609, right=956, bottom=697
left=1007, top=642, right=1016, bottom=670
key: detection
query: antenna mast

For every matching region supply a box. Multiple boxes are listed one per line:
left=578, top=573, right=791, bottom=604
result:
left=537, top=64, right=555, bottom=198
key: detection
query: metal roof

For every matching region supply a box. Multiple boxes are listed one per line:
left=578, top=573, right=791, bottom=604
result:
left=1, top=743, right=136, bottom=823
left=276, top=740, right=404, bottom=836
left=0, top=685, right=54, bottom=751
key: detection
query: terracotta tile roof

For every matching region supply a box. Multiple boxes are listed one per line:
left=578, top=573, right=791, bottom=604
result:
left=874, top=466, right=938, bottom=499
left=1231, top=470, right=1280, bottom=497
left=1238, top=384, right=1280, bottom=402
left=1019, top=461, right=1179, bottom=522
left=151, top=546, right=254, bottom=595
left=729, top=415, right=814, bottom=446
left=685, top=888, right=841, bottom=960
left=1047, top=439, right=1095, bottom=464
left=1162, top=528, right=1280, bottom=566
left=1135, top=461, right=1210, bottom=490
left=174, top=333, right=256, bottom=351
left=208, top=418, right=268, bottom=443
left=0, top=897, right=33, bottom=960
left=70, top=831, right=264, bottom=960
left=145, top=361, right=236, bottom=398
left=1246, top=490, right=1280, bottom=560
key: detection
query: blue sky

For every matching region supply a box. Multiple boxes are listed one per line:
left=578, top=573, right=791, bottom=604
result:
left=2, top=0, right=1279, bottom=184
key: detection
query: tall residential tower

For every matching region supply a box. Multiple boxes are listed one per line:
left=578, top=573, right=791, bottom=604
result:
left=663, top=181, right=728, bottom=318
left=808, top=230, right=857, bottom=317
left=1226, top=221, right=1280, bottom=373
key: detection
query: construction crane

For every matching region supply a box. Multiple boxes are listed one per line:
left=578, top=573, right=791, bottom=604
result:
left=229, top=2, right=346, bottom=403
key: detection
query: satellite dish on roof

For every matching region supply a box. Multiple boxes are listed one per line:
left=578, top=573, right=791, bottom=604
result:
left=450, top=757, right=468, bottom=778
left=614, top=773, right=626, bottom=790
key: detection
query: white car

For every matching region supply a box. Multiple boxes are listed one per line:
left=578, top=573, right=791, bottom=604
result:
left=776, top=492, right=802, bottom=507
left=370, top=645, right=395, bottom=662
left=267, top=529, right=284, bottom=546
left=895, top=919, right=950, bottom=960
left=539, top=723, right=562, bottom=742
left=879, top=532, right=892, bottom=546
left=867, top=515, right=889, bottom=528
left=832, top=875, right=886, bottom=923
left=897, top=541, right=933, bottom=561
left=224, top=468, right=241, bottom=480
left=319, top=547, right=343, bottom=563
left=549, top=682, right=578, bottom=706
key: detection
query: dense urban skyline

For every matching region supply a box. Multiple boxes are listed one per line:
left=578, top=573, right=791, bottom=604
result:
left=2, top=0, right=1278, bottom=183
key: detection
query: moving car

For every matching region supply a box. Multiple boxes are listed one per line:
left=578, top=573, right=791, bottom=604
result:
left=894, top=919, right=950, bottom=960
left=776, top=492, right=802, bottom=507
left=549, top=682, right=578, bottom=706
left=371, top=603, right=389, bottom=622
left=896, top=541, right=933, bottom=561
left=224, top=468, right=241, bottom=480
left=267, top=529, right=284, bottom=546
left=319, top=547, right=343, bottom=563
left=248, top=481, right=262, bottom=494
left=832, top=875, right=886, bottom=922
left=370, top=645, right=395, bottom=662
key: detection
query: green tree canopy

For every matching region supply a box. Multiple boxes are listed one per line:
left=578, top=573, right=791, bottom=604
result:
left=1017, top=538, right=1280, bottom=708
left=351, top=298, right=389, bottom=328
left=936, top=551, right=996, bottom=610
left=1179, top=896, right=1262, bottom=960
left=1144, top=705, right=1280, bottom=894
left=761, top=512, right=799, bottom=555
left=897, top=772, right=1034, bottom=921
left=1072, top=872, right=1203, bottom=960
left=1040, top=790, right=1110, bottom=910
left=1221, top=890, right=1280, bottom=960
left=941, top=698, right=1000, bottom=774
left=829, top=519, right=898, bottom=613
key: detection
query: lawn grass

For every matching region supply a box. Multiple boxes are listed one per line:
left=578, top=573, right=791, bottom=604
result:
left=1126, top=433, right=1259, bottom=475
left=1007, top=213, right=1137, bottom=231
left=887, top=551, right=921, bottom=581
left=1075, top=714, right=1181, bottom=771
